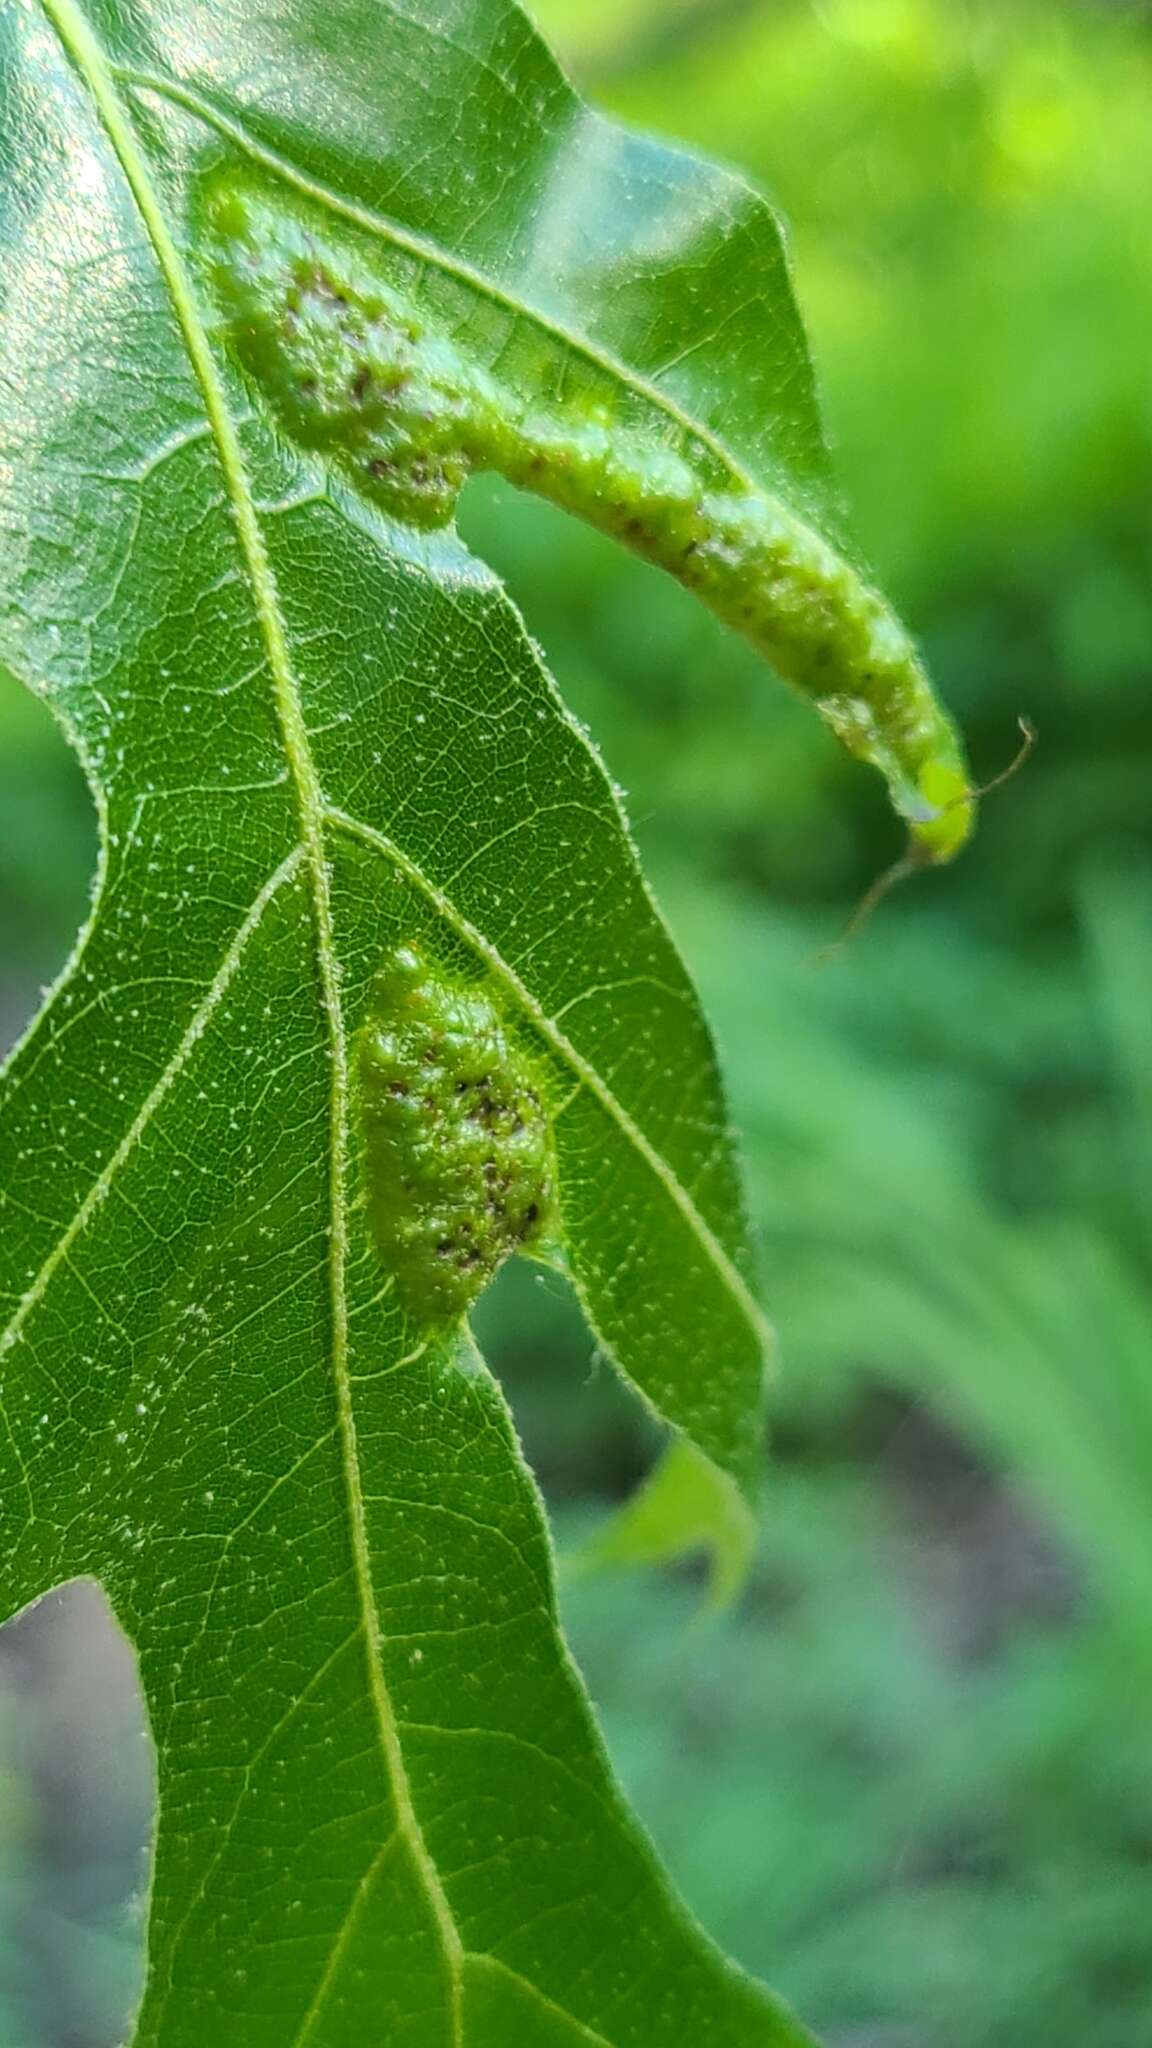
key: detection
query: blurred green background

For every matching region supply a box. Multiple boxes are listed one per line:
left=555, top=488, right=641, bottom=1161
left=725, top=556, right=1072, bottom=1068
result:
left=1, top=1, right=1150, bottom=2041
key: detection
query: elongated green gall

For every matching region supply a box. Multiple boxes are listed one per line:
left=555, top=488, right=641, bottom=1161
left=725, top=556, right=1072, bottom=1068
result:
left=207, top=178, right=974, bottom=861
left=359, top=944, right=555, bottom=1322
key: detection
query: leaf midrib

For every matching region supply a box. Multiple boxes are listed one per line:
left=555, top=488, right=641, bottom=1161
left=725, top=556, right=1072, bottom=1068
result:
left=35, top=0, right=466, bottom=2033
left=22, top=6, right=770, bottom=2035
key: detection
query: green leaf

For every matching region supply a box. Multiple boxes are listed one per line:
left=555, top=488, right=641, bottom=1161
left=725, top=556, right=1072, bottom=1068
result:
left=0, top=0, right=964, bottom=2038
left=565, top=1440, right=757, bottom=1610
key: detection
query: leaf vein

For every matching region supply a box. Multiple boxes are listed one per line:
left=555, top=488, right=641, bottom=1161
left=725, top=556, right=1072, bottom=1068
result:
left=465, top=1953, right=616, bottom=2048
left=111, top=65, right=835, bottom=557
left=324, top=804, right=770, bottom=1351
left=290, top=1831, right=402, bottom=2048
left=0, top=847, right=304, bottom=1373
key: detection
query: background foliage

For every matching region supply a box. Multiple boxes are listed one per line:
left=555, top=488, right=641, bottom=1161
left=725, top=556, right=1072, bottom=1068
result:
left=0, top=0, right=1149, bottom=2042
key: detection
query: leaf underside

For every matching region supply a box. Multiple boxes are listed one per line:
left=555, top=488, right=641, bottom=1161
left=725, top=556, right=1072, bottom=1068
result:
left=0, top=0, right=852, bottom=2040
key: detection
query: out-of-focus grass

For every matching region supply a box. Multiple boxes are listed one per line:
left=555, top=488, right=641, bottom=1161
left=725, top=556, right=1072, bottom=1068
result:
left=561, top=1481, right=1152, bottom=2048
